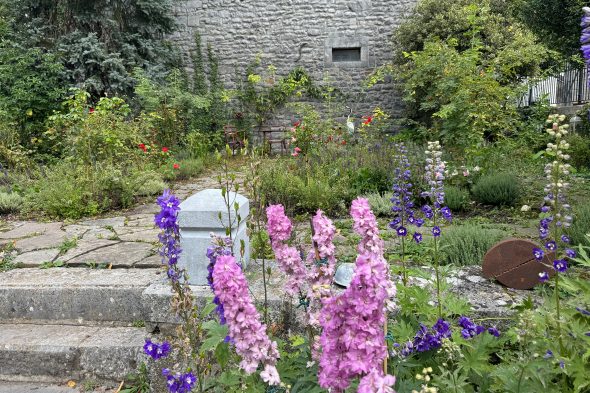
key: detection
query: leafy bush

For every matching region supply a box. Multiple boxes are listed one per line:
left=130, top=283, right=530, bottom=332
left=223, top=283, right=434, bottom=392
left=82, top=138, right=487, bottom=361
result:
left=566, top=201, right=590, bottom=246
left=27, top=163, right=165, bottom=219
left=444, top=186, right=470, bottom=212
left=439, top=224, right=508, bottom=266
left=258, top=160, right=350, bottom=216
left=567, top=133, right=590, bottom=171
left=0, top=191, right=23, bottom=214
left=472, top=173, right=521, bottom=206
left=364, top=193, right=393, bottom=217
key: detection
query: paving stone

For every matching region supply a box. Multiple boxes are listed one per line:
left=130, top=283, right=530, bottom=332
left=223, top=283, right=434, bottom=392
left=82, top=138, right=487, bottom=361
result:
left=0, top=222, right=62, bottom=240
left=115, top=227, right=159, bottom=243
left=126, top=204, right=159, bottom=215
left=79, top=228, right=117, bottom=241
left=123, top=214, right=155, bottom=228
left=60, top=239, right=119, bottom=263
left=78, top=217, right=125, bottom=228
left=133, top=254, right=162, bottom=268
left=65, top=242, right=154, bottom=267
left=13, top=249, right=60, bottom=267
left=15, top=230, right=68, bottom=253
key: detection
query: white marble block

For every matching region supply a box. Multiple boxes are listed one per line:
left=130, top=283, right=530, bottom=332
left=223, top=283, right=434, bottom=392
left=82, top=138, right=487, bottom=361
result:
left=178, top=189, right=250, bottom=285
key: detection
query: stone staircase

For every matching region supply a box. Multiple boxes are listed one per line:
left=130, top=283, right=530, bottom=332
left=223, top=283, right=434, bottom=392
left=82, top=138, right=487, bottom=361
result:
left=0, top=267, right=168, bottom=385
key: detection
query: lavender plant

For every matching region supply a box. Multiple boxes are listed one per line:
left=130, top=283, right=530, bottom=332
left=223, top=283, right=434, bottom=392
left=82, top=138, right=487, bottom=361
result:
left=533, top=114, right=575, bottom=355
left=389, top=142, right=424, bottom=285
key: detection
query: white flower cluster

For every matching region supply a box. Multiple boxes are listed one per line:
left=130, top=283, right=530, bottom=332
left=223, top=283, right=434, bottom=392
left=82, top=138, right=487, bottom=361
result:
left=424, top=141, right=445, bottom=203
left=543, top=114, right=573, bottom=228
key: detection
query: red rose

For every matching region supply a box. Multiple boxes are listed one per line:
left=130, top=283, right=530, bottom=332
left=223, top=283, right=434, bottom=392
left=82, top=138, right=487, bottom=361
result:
left=293, top=121, right=301, bottom=127
left=89, top=108, right=95, bottom=114
left=138, top=143, right=147, bottom=152
left=162, top=147, right=169, bottom=153
left=173, top=163, right=180, bottom=170
left=363, top=116, right=373, bottom=125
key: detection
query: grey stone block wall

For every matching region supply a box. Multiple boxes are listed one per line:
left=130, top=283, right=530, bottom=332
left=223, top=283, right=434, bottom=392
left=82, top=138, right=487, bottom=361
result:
left=170, top=0, right=416, bottom=128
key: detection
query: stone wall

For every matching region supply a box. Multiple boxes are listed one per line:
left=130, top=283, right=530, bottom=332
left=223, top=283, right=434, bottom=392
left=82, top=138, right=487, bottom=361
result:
left=171, top=0, right=416, bottom=130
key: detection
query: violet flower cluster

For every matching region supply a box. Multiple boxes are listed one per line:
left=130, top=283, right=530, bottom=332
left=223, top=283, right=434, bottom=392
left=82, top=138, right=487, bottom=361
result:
left=155, top=190, right=183, bottom=282
left=396, top=317, right=499, bottom=357
left=144, top=338, right=171, bottom=360
left=318, top=198, right=396, bottom=392
left=266, top=204, right=308, bottom=296
left=581, top=7, right=590, bottom=66
left=162, top=369, right=197, bottom=393
left=206, top=234, right=232, bottom=324
left=534, top=115, right=576, bottom=282
left=212, top=254, right=281, bottom=386
left=390, top=142, right=423, bottom=242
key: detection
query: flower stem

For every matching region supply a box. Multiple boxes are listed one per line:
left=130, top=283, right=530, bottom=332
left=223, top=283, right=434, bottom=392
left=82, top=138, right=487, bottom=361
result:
left=434, top=234, right=442, bottom=319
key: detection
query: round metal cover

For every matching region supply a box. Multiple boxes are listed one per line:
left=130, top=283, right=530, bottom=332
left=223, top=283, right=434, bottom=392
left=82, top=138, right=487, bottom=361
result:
left=482, top=238, right=555, bottom=290
left=334, top=263, right=355, bottom=288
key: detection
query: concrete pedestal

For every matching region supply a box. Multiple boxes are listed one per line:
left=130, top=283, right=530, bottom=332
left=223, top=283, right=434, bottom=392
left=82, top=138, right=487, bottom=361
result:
left=177, top=189, right=250, bottom=285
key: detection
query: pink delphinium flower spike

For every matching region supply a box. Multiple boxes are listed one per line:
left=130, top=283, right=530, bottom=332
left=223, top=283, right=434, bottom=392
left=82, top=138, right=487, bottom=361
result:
left=318, top=198, right=396, bottom=391
left=266, top=204, right=308, bottom=295
left=212, top=255, right=280, bottom=385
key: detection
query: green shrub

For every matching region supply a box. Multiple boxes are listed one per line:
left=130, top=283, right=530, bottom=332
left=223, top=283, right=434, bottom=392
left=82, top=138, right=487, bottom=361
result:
left=258, top=161, right=350, bottom=216
left=166, top=157, right=205, bottom=181
left=444, top=186, right=470, bottom=212
left=567, top=134, right=590, bottom=171
left=439, top=224, right=508, bottom=266
left=349, top=167, right=390, bottom=195
left=365, top=193, right=392, bottom=217
left=27, top=162, right=166, bottom=219
left=472, top=173, right=521, bottom=206
left=0, top=191, right=23, bottom=214
left=566, top=201, right=590, bottom=247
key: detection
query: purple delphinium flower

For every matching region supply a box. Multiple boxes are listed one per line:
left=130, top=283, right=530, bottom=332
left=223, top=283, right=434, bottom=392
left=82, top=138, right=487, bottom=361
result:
left=163, top=369, right=196, bottom=393
left=561, top=235, right=570, bottom=244
left=155, top=190, right=185, bottom=284
left=533, top=247, right=544, bottom=261
left=488, top=326, right=500, bottom=337
left=553, top=259, right=568, bottom=273
left=576, top=307, right=590, bottom=316
left=582, top=8, right=590, bottom=64
left=144, top=339, right=171, bottom=360
left=390, top=143, right=421, bottom=237
left=432, top=226, right=441, bottom=237
left=565, top=248, right=576, bottom=258
left=544, top=349, right=554, bottom=359
left=413, top=232, right=423, bottom=244
left=545, top=240, right=557, bottom=251
left=399, top=318, right=451, bottom=356
left=389, top=142, right=422, bottom=285
left=458, top=316, right=485, bottom=339
left=539, top=271, right=550, bottom=282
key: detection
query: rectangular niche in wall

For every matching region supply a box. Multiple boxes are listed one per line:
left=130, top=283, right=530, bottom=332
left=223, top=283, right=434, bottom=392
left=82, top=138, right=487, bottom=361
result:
left=332, top=47, right=361, bottom=62
left=325, top=36, right=369, bottom=67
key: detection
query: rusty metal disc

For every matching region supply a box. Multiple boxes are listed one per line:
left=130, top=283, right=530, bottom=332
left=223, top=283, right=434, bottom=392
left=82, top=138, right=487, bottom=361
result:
left=482, top=238, right=555, bottom=290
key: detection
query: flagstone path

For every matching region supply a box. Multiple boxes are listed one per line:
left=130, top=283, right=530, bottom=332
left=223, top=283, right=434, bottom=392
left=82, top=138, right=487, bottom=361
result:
left=0, top=172, right=229, bottom=269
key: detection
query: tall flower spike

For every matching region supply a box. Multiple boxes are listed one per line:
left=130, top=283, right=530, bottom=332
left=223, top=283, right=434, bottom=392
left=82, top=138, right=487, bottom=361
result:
left=421, top=141, right=451, bottom=319
left=266, top=205, right=308, bottom=295
left=307, top=209, right=337, bottom=305
left=389, top=142, right=421, bottom=285
left=534, top=114, right=575, bottom=355
left=318, top=198, right=395, bottom=392
left=581, top=7, right=590, bottom=66
left=212, top=255, right=280, bottom=386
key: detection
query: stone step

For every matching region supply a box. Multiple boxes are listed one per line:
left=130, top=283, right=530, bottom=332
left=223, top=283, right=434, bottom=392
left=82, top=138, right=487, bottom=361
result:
left=0, top=268, right=163, bottom=326
left=0, top=324, right=147, bottom=383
